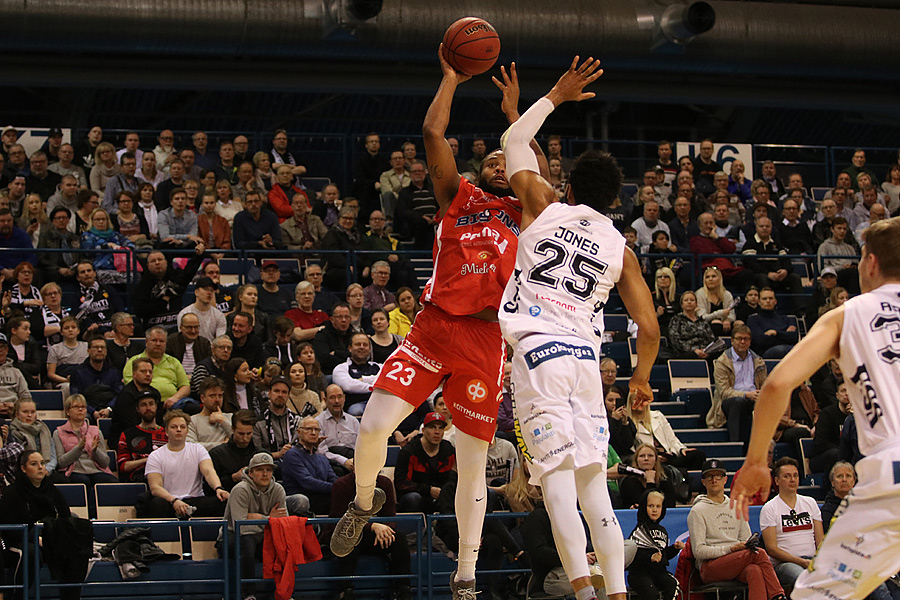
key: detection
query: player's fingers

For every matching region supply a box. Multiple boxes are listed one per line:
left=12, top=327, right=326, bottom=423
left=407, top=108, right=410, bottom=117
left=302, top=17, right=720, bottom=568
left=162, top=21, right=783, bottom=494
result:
left=491, top=76, right=503, bottom=90
left=587, top=68, right=604, bottom=82
left=580, top=92, right=596, bottom=101
left=570, top=55, right=580, bottom=71
left=510, top=62, right=517, bottom=80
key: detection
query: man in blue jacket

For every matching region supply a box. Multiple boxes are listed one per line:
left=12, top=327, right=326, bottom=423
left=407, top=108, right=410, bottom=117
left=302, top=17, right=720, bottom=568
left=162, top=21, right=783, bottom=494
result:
left=282, top=415, right=336, bottom=515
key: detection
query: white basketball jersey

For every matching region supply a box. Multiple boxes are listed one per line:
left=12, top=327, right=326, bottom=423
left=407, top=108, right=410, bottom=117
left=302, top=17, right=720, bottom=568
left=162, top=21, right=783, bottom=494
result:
left=837, top=283, right=900, bottom=456
left=500, top=202, right=625, bottom=349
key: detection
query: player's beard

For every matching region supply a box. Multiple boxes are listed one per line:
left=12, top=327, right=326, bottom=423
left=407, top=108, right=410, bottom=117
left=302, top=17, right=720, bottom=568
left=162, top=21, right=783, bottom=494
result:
left=478, top=180, right=512, bottom=198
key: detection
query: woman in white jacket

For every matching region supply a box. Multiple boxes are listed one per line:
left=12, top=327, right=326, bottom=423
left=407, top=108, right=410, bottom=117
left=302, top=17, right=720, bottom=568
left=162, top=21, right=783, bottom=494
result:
left=627, top=402, right=706, bottom=470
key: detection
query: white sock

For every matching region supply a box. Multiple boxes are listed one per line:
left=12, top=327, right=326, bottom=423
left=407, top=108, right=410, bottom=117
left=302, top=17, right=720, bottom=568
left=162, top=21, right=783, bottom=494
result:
left=501, top=96, right=555, bottom=178
left=575, top=586, right=597, bottom=600
left=453, top=431, right=490, bottom=581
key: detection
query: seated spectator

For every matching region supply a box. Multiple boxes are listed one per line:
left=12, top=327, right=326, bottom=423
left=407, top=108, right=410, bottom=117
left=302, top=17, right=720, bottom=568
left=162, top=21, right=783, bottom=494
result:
left=231, top=161, right=267, bottom=205
left=104, top=312, right=142, bottom=374
left=38, top=207, right=80, bottom=284
left=52, top=393, right=117, bottom=510
left=227, top=311, right=265, bottom=369
left=158, top=188, right=204, bottom=250
left=190, top=335, right=232, bottom=398
left=485, top=433, right=518, bottom=504
left=742, top=216, right=803, bottom=297
left=431, top=392, right=457, bottom=447
left=710, top=325, right=766, bottom=443
left=667, top=195, right=698, bottom=253
left=227, top=284, right=270, bottom=343
left=9, top=398, right=56, bottom=477
left=0, top=451, right=72, bottom=595
left=364, top=213, right=415, bottom=290
left=821, top=461, right=855, bottom=531
left=322, top=207, right=364, bottom=291
left=101, top=152, right=138, bottom=214
left=628, top=401, right=706, bottom=470
left=72, top=260, right=122, bottom=335
left=811, top=358, right=844, bottom=415
left=759, top=458, right=823, bottom=589
left=690, top=212, right=753, bottom=290
left=631, top=199, right=669, bottom=251
left=389, top=287, right=421, bottom=338
left=286, top=362, right=323, bottom=417
left=651, top=267, right=681, bottom=334
left=46, top=174, right=80, bottom=216
left=777, top=196, right=814, bottom=255
left=197, top=193, right=232, bottom=250
left=109, top=356, right=162, bottom=449
left=818, top=286, right=849, bottom=319
left=313, top=183, right=341, bottom=228
left=333, top=332, right=382, bottom=416
left=627, top=490, right=683, bottom=600
left=810, top=382, right=851, bottom=476
left=123, top=326, right=192, bottom=411
left=285, top=281, right=329, bottom=342
left=267, top=165, right=305, bottom=222
left=112, top=191, right=152, bottom=248
left=232, top=190, right=285, bottom=250
left=363, top=260, right=397, bottom=312
left=733, top=286, right=760, bottom=329
left=178, top=276, right=227, bottom=342
left=222, top=358, right=265, bottom=416
left=644, top=230, right=681, bottom=284
left=166, top=313, right=211, bottom=378
left=605, top=385, right=636, bottom=460
left=139, top=410, right=229, bottom=518
left=816, top=217, right=860, bottom=295
left=252, top=376, right=300, bottom=469
left=80, top=208, right=135, bottom=283
left=298, top=342, right=328, bottom=400
left=304, top=263, right=338, bottom=312
left=116, top=391, right=167, bottom=482
left=619, top=444, right=677, bottom=509
left=687, top=459, right=785, bottom=600
left=282, top=416, right=337, bottom=515
left=806, top=267, right=839, bottom=328
left=133, top=248, right=204, bottom=330
left=7, top=317, right=41, bottom=389
left=218, top=453, right=289, bottom=600
left=696, top=266, right=735, bottom=336
left=0, top=209, right=38, bottom=278
left=329, top=473, right=411, bottom=600
left=208, top=410, right=259, bottom=493
left=213, top=180, right=242, bottom=227
left=264, top=316, right=301, bottom=369
left=396, top=161, right=438, bottom=248
left=187, top=376, right=233, bottom=450
left=746, top=288, right=799, bottom=359
left=394, top=412, right=455, bottom=514
left=135, top=182, right=159, bottom=237
left=600, top=357, right=619, bottom=391
left=68, top=190, right=99, bottom=237
left=7, top=262, right=42, bottom=318
left=668, top=291, right=718, bottom=360
left=30, top=282, right=68, bottom=352
left=316, top=384, right=360, bottom=477
left=313, top=302, right=354, bottom=373
left=346, top=283, right=373, bottom=334
left=853, top=197, right=887, bottom=244
left=46, top=317, right=88, bottom=390
left=69, top=336, right=123, bottom=417
left=257, top=260, right=293, bottom=319
left=369, top=308, right=402, bottom=365
left=281, top=192, right=327, bottom=251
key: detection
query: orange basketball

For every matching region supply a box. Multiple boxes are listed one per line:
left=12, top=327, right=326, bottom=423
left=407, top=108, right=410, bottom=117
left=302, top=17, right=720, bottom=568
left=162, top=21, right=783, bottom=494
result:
left=441, top=17, right=500, bottom=76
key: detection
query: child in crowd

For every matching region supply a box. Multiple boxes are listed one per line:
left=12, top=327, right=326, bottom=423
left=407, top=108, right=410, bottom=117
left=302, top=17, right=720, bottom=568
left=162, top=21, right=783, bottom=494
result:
left=628, top=490, right=683, bottom=600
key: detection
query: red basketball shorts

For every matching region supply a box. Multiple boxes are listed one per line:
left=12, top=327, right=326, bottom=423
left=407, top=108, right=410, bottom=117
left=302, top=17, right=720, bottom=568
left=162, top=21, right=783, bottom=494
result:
left=373, top=303, right=507, bottom=442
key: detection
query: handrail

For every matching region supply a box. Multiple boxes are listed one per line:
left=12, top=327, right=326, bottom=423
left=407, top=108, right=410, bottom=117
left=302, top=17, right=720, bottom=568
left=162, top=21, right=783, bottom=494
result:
left=0, top=524, right=29, bottom=599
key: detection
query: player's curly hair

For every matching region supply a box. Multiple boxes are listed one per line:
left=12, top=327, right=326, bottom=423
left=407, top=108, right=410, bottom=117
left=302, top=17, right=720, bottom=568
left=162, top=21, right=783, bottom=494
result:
left=567, top=150, right=623, bottom=212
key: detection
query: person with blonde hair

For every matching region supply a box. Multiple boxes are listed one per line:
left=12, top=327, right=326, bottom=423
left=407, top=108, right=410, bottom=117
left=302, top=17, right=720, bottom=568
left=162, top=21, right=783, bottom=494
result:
left=80, top=208, right=134, bottom=283
left=696, top=265, right=734, bottom=336
left=627, top=399, right=706, bottom=470
left=652, top=267, right=680, bottom=330
left=89, top=142, right=119, bottom=193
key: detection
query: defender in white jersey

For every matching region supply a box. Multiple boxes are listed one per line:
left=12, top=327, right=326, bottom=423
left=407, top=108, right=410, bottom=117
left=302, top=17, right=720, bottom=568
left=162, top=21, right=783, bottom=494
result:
left=733, top=217, right=900, bottom=600
left=496, top=58, right=660, bottom=600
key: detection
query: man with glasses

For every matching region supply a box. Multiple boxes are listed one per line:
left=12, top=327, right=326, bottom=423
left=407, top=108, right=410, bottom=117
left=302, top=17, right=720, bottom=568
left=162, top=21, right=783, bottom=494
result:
left=397, top=160, right=437, bottom=248
left=70, top=336, right=123, bottom=419
left=711, top=325, right=767, bottom=444
left=165, top=313, right=211, bottom=378
left=322, top=207, right=365, bottom=292
left=105, top=312, right=141, bottom=372
left=778, top=195, right=813, bottom=255
left=72, top=260, right=121, bottom=335
left=282, top=416, right=336, bottom=515
left=101, top=152, right=139, bottom=213
left=304, top=263, right=338, bottom=312
left=232, top=190, right=284, bottom=250
left=364, top=210, right=416, bottom=291
left=313, top=302, right=354, bottom=373
left=688, top=459, right=785, bottom=600
left=38, top=206, right=79, bottom=282
left=190, top=335, right=233, bottom=397
left=759, top=457, right=823, bottom=590
left=153, top=129, right=177, bottom=174
left=379, top=150, right=410, bottom=225
left=25, top=150, right=61, bottom=202
left=4, top=144, right=28, bottom=179
left=281, top=192, right=328, bottom=251
left=363, top=260, right=396, bottom=311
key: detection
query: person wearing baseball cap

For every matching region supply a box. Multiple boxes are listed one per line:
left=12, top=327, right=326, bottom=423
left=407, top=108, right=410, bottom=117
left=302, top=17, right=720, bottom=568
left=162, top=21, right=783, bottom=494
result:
left=220, top=450, right=291, bottom=599
left=393, top=410, right=454, bottom=515
left=40, top=128, right=64, bottom=164
left=176, top=275, right=227, bottom=342
left=688, top=459, right=785, bottom=600
left=258, top=260, right=293, bottom=319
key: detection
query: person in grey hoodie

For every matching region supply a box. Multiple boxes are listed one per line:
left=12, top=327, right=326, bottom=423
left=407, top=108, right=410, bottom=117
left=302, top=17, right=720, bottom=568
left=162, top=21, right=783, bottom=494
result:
left=219, top=452, right=287, bottom=600
left=687, top=459, right=785, bottom=600
left=0, top=333, right=30, bottom=415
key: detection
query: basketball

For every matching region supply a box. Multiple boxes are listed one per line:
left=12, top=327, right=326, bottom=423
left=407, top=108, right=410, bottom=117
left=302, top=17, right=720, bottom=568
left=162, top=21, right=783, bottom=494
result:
left=441, top=17, right=500, bottom=76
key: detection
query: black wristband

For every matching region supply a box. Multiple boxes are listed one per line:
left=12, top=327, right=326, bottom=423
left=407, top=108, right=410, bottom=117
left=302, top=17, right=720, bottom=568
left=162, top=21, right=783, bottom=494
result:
left=215, top=486, right=225, bottom=492
left=170, top=497, right=179, bottom=505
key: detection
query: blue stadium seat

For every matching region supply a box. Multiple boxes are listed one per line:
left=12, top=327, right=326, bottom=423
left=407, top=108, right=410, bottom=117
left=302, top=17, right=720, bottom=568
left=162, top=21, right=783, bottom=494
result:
left=811, top=187, right=831, bottom=202
left=129, top=337, right=146, bottom=352
left=603, top=314, right=629, bottom=334
left=43, top=419, right=66, bottom=434
left=56, top=483, right=89, bottom=519
left=764, top=359, right=780, bottom=374
left=32, top=390, right=63, bottom=411
left=621, top=183, right=638, bottom=200
left=303, top=177, right=332, bottom=193
left=671, top=389, right=712, bottom=418
left=602, top=341, right=630, bottom=375
left=386, top=445, right=401, bottom=467
left=95, top=483, right=147, bottom=522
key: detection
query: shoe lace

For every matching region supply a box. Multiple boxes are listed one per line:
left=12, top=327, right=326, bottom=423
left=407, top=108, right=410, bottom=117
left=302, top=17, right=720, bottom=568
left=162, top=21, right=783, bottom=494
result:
left=455, top=587, right=480, bottom=600
left=336, top=512, right=363, bottom=539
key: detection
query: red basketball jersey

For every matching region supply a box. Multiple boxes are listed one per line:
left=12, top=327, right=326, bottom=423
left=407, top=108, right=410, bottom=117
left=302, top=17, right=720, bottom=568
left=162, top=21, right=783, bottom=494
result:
left=421, top=178, right=522, bottom=316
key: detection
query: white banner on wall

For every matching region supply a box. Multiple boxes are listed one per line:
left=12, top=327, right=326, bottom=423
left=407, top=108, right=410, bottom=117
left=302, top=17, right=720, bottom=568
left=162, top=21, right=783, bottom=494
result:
left=676, top=141, right=754, bottom=180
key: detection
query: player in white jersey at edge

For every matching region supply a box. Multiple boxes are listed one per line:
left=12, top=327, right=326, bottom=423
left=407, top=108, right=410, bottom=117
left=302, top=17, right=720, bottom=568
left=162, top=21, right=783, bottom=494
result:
left=497, top=57, right=660, bottom=600
left=733, top=216, right=900, bottom=600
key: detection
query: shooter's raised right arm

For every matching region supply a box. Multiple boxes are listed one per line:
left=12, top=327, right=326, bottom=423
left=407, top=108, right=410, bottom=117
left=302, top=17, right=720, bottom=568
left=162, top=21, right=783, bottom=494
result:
left=423, top=45, right=465, bottom=215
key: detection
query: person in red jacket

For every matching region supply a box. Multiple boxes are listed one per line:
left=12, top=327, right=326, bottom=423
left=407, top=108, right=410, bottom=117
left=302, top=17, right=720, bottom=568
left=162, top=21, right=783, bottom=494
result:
left=690, top=213, right=754, bottom=290
left=267, top=165, right=307, bottom=222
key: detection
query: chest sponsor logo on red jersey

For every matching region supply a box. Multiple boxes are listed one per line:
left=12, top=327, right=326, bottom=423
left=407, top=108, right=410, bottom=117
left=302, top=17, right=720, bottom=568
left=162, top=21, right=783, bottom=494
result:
left=455, top=208, right=520, bottom=236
